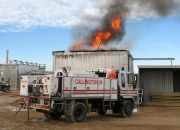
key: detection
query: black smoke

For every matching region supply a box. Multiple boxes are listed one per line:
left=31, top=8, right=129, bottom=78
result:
left=138, top=0, right=175, bottom=16
left=88, top=0, right=128, bottom=46
left=70, top=0, right=177, bottom=50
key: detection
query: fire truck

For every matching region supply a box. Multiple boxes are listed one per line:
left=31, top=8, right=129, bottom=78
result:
left=19, top=67, right=142, bottom=123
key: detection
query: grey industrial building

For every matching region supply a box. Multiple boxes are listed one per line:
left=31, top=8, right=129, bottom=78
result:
left=0, top=63, right=46, bottom=90
left=138, top=65, right=180, bottom=102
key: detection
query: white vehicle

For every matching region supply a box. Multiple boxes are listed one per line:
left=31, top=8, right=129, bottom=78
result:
left=19, top=67, right=142, bottom=123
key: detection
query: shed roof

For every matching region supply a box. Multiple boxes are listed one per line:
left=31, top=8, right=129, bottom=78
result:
left=52, top=49, right=130, bottom=55
left=138, top=65, right=180, bottom=69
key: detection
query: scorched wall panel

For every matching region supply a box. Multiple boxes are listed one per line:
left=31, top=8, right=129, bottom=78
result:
left=53, top=50, right=133, bottom=72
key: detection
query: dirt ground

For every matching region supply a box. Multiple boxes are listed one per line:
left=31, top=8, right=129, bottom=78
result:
left=0, top=92, right=180, bottom=130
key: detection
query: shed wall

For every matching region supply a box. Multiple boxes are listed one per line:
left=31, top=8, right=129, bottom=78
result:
left=0, top=64, right=39, bottom=90
left=139, top=70, right=173, bottom=101
left=53, top=50, right=133, bottom=72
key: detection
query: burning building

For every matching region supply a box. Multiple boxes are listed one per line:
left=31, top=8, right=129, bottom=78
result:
left=53, top=0, right=177, bottom=75
left=52, top=50, right=133, bottom=73
left=52, top=1, right=179, bottom=105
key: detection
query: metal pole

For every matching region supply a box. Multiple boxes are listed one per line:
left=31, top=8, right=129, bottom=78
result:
left=133, top=58, right=175, bottom=60
left=27, top=98, right=30, bottom=122
left=6, top=50, right=9, bottom=64
left=133, top=58, right=175, bottom=66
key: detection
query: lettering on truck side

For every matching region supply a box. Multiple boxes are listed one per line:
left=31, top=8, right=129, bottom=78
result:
left=75, top=79, right=102, bottom=85
left=21, top=80, right=28, bottom=83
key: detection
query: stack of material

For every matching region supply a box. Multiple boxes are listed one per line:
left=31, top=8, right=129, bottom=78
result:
left=143, top=93, right=180, bottom=107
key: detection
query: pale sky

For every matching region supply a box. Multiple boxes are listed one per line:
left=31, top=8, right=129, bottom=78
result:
left=0, top=0, right=180, bottom=72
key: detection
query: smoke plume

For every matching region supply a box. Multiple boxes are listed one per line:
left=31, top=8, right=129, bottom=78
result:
left=70, top=0, right=177, bottom=51
left=126, top=0, right=176, bottom=18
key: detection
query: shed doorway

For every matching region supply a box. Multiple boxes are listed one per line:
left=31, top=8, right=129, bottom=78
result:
left=173, top=71, right=180, bottom=92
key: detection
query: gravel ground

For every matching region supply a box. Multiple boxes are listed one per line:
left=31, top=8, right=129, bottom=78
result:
left=0, top=91, right=180, bottom=130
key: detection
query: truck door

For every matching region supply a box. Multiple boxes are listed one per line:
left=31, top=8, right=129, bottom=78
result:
left=127, top=74, right=136, bottom=90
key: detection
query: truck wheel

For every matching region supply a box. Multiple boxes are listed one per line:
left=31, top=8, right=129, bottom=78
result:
left=69, top=102, right=87, bottom=123
left=121, top=101, right=133, bottom=118
left=44, top=112, right=62, bottom=120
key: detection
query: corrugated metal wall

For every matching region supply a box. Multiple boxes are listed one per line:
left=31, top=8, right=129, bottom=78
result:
left=128, top=55, right=134, bottom=72
left=53, top=50, right=133, bottom=72
left=139, top=70, right=173, bottom=101
left=0, top=65, right=18, bottom=90
left=0, top=64, right=40, bottom=90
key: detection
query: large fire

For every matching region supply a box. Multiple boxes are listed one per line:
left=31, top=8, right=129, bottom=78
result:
left=70, top=0, right=174, bottom=51
left=70, top=13, right=122, bottom=50
left=92, top=14, right=121, bottom=48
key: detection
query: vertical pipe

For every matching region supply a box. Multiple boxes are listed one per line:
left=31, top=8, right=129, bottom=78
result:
left=27, top=98, right=30, bottom=122
left=6, top=50, right=9, bottom=64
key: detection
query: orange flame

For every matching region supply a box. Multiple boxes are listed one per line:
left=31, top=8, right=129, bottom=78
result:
left=91, top=14, right=121, bottom=48
left=112, top=14, right=121, bottom=30
left=70, top=13, right=122, bottom=50
left=92, top=32, right=111, bottom=48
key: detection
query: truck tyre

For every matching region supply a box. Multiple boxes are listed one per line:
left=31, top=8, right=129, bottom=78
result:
left=121, top=100, right=133, bottom=118
left=69, top=102, right=87, bottom=123
left=44, top=112, right=62, bottom=120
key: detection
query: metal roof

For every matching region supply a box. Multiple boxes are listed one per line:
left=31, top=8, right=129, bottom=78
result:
left=70, top=49, right=129, bottom=52
left=138, top=65, right=180, bottom=69
left=134, top=58, right=175, bottom=60
left=52, top=49, right=130, bottom=55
